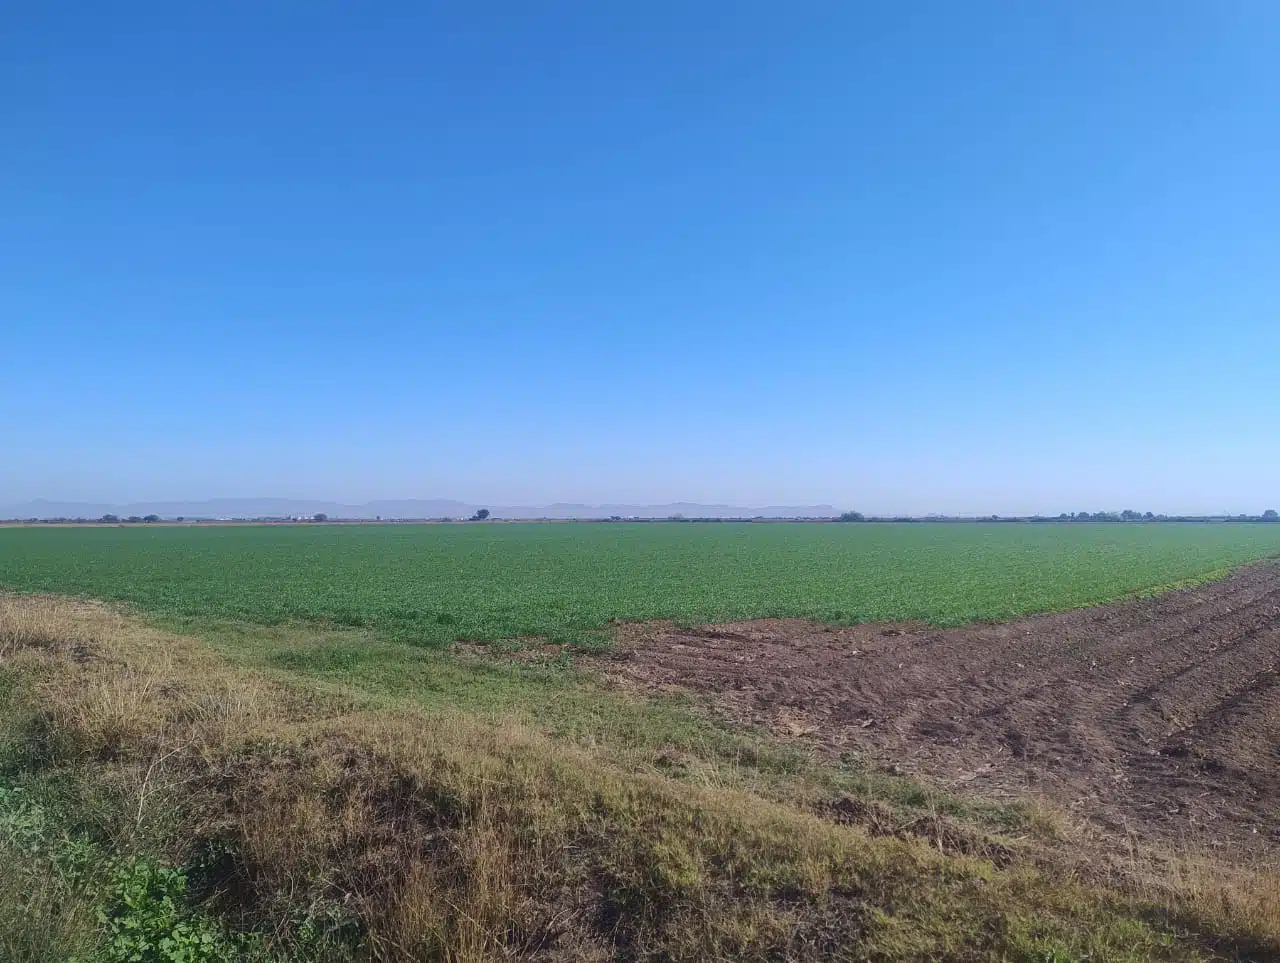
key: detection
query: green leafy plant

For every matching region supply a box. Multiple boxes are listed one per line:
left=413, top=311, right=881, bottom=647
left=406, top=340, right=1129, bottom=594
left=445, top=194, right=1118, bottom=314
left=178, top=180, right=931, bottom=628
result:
left=95, top=858, right=237, bottom=963
left=0, top=785, right=52, bottom=859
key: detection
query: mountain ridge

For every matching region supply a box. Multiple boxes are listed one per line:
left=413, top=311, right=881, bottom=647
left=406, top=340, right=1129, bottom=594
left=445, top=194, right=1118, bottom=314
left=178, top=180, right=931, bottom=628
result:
left=2, top=498, right=841, bottom=520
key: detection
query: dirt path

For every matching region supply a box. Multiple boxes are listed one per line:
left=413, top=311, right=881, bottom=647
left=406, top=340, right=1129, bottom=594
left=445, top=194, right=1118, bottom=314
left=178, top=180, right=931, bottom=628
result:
left=605, top=564, right=1280, bottom=852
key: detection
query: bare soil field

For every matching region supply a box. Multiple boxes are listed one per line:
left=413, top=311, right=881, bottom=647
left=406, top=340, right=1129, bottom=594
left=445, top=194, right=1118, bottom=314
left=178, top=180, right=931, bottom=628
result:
left=606, top=562, right=1280, bottom=854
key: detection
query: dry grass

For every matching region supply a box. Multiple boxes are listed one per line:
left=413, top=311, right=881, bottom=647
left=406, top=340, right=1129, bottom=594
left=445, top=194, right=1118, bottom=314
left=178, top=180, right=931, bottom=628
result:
left=1, top=594, right=1277, bottom=961
left=0, top=862, right=98, bottom=963
left=1130, top=853, right=1280, bottom=958
left=0, top=594, right=106, bottom=657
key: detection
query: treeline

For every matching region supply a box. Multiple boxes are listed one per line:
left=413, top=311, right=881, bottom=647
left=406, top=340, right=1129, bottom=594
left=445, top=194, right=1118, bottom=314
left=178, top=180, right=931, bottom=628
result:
left=836, top=510, right=1280, bottom=524
left=11, top=514, right=167, bottom=524
left=6, top=510, right=1280, bottom=525
left=7, top=514, right=330, bottom=525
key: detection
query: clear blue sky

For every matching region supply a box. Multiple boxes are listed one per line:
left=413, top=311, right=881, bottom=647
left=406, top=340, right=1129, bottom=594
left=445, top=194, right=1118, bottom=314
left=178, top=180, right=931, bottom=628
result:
left=3, top=2, right=1278, bottom=514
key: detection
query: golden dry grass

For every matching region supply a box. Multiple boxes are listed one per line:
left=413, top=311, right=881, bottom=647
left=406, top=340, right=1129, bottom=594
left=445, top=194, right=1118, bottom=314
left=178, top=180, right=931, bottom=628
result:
left=0, top=594, right=105, bottom=656
left=1, top=593, right=1277, bottom=961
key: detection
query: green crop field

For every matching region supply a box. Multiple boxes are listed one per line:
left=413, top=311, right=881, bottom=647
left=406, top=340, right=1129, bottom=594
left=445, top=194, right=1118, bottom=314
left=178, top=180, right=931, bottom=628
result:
left=2, top=522, right=1279, bottom=646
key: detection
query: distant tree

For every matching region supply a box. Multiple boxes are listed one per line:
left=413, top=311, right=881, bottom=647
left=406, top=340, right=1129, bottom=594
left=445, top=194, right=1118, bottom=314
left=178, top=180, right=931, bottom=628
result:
left=470, top=508, right=491, bottom=521
left=1075, top=512, right=1091, bottom=520
left=143, top=514, right=160, bottom=523
left=312, top=513, right=328, bottom=522
left=837, top=511, right=865, bottom=522
left=176, top=516, right=185, bottom=522
left=101, top=514, right=119, bottom=523
left=1144, top=511, right=1155, bottom=520
left=1264, top=509, right=1279, bottom=521
left=125, top=516, right=143, bottom=523
left=1120, top=509, right=1142, bottom=521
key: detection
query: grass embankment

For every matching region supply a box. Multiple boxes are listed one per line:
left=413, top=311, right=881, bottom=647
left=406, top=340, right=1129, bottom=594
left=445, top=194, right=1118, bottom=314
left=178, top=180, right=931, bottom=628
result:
left=4, top=523, right=1280, bottom=646
left=2, top=595, right=1279, bottom=961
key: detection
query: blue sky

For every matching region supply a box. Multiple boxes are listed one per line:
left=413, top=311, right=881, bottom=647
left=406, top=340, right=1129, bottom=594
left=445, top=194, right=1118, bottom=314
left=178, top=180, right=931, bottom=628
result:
left=3, top=2, right=1278, bottom=514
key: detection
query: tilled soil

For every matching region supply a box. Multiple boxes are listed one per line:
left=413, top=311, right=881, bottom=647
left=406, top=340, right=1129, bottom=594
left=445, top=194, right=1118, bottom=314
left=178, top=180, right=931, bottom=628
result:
left=606, top=563, right=1280, bottom=852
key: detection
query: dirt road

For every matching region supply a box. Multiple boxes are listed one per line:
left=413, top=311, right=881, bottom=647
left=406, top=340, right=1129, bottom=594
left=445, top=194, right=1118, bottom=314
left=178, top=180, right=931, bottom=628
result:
left=607, top=564, right=1280, bottom=852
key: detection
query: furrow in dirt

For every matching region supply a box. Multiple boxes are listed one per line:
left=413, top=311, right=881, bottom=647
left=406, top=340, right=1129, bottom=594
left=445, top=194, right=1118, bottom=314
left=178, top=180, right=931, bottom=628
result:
left=606, top=563, right=1280, bottom=853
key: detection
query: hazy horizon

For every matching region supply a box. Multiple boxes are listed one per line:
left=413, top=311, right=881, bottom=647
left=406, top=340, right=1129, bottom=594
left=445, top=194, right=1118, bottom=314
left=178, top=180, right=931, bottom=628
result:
left=5, top=494, right=1278, bottom=521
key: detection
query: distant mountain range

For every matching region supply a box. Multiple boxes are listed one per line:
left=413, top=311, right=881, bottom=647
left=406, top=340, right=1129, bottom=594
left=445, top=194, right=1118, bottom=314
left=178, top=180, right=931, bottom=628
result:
left=1, top=498, right=841, bottom=521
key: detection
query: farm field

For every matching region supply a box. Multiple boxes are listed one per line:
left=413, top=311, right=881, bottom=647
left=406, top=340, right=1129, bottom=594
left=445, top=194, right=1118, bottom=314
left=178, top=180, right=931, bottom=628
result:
left=2, top=522, right=1280, bottom=645
left=3, top=523, right=1280, bottom=961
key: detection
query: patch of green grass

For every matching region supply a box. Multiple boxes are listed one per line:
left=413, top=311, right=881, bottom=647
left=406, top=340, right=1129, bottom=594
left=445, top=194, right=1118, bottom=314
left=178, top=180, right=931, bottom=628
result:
left=2, top=523, right=1279, bottom=647
left=210, top=622, right=823, bottom=782
left=204, top=621, right=1049, bottom=845
left=0, top=784, right=101, bottom=963
left=0, top=780, right=289, bottom=963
